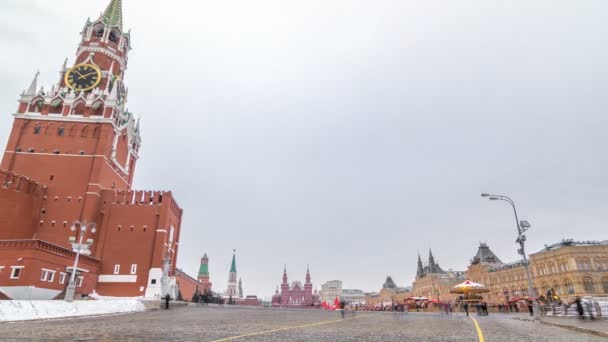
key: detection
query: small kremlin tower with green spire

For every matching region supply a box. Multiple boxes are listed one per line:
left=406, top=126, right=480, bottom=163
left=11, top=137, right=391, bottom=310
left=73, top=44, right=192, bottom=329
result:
left=197, top=253, right=212, bottom=292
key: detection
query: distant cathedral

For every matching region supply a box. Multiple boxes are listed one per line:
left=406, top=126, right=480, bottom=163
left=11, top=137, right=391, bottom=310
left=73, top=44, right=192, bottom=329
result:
left=272, top=266, right=320, bottom=308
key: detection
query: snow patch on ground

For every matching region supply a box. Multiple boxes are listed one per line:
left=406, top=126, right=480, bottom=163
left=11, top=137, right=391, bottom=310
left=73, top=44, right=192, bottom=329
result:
left=0, top=300, right=146, bottom=322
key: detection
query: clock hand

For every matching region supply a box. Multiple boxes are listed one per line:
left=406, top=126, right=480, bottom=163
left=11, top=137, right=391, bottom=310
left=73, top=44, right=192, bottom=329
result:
left=74, top=70, right=85, bottom=77
left=80, top=72, right=98, bottom=78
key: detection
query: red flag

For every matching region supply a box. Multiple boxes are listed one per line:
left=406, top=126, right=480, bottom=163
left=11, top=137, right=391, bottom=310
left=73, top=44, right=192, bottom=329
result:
left=333, top=297, right=340, bottom=309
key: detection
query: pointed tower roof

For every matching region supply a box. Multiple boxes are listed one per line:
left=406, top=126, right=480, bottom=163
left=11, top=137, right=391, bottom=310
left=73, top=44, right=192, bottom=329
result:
left=101, top=0, right=123, bottom=29
left=416, top=253, right=424, bottom=277
left=472, top=243, right=502, bottom=265
left=24, top=71, right=40, bottom=96
left=428, top=249, right=436, bottom=273
left=383, top=276, right=397, bottom=289
left=230, top=251, right=237, bottom=273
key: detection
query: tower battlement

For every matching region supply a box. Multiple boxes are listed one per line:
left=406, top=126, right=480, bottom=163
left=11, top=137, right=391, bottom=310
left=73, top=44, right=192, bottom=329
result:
left=0, top=169, right=47, bottom=198
left=101, top=189, right=182, bottom=216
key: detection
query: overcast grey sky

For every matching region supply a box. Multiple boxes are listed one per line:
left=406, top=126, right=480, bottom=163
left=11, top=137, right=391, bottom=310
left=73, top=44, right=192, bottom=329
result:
left=1, top=0, right=607, bottom=298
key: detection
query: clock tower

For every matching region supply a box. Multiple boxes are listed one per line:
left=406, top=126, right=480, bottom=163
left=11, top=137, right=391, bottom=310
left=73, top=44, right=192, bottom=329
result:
left=0, top=0, right=183, bottom=300
left=1, top=0, right=142, bottom=248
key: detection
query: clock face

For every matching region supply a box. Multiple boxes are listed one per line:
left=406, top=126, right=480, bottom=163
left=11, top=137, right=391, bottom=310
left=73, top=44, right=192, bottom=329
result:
left=65, top=64, right=102, bottom=92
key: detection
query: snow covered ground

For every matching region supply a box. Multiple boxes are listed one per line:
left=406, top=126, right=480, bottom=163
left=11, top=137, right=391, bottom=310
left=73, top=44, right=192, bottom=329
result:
left=0, top=299, right=146, bottom=322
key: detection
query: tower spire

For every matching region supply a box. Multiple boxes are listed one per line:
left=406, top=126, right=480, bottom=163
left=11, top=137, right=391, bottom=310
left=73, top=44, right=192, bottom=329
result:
left=23, top=71, right=40, bottom=96
left=305, top=265, right=311, bottom=284
left=230, top=250, right=237, bottom=273
left=101, top=0, right=123, bottom=29
left=417, top=252, right=424, bottom=277
left=428, top=249, right=436, bottom=274
left=282, top=265, right=288, bottom=284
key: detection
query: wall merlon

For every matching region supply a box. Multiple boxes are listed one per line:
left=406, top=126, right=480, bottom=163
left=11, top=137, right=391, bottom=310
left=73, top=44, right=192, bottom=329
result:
left=0, top=169, right=47, bottom=198
left=101, top=189, right=180, bottom=207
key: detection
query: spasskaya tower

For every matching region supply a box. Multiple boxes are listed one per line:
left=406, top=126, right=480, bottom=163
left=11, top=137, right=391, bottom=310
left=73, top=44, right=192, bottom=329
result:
left=0, top=0, right=184, bottom=300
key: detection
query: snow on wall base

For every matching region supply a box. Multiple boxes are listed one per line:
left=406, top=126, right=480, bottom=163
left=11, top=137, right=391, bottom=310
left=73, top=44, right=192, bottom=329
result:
left=0, top=300, right=146, bottom=322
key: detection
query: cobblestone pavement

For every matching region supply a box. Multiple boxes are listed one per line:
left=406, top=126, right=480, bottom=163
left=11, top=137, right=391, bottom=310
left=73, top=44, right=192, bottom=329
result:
left=0, top=306, right=605, bottom=341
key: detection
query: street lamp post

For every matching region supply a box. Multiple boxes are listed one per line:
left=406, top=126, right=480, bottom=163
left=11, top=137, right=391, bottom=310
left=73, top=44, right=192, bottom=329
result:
left=481, top=193, right=540, bottom=319
left=65, top=221, right=96, bottom=302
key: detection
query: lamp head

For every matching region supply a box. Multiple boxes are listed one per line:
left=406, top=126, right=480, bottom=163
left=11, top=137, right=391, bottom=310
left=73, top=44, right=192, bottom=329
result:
left=480, top=193, right=491, bottom=197
left=488, top=196, right=500, bottom=201
left=520, top=220, right=531, bottom=229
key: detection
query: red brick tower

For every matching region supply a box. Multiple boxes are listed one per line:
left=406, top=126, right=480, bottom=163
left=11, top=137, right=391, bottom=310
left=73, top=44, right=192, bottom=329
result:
left=1, top=0, right=139, bottom=249
left=304, top=265, right=313, bottom=304
left=280, top=265, right=289, bottom=303
left=197, top=253, right=212, bottom=292
left=0, top=0, right=184, bottom=300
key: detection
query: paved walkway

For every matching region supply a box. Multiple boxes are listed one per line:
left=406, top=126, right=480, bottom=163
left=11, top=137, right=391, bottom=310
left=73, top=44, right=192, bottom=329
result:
left=541, top=316, right=608, bottom=337
left=0, top=306, right=605, bottom=341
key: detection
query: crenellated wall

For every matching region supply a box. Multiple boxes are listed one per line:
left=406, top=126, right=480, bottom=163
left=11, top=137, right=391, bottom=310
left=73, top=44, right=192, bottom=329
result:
left=91, top=189, right=183, bottom=297
left=0, top=170, right=46, bottom=239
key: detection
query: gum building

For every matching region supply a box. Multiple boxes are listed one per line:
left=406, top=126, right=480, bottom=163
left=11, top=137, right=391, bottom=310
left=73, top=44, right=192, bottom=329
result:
left=465, top=240, right=608, bottom=304
left=0, top=0, right=183, bottom=300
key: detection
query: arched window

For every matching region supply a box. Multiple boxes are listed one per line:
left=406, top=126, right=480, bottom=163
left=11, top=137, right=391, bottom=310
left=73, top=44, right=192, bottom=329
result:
left=71, top=101, right=86, bottom=115
left=583, top=277, right=595, bottom=293
left=602, top=277, right=608, bottom=293
left=81, top=125, right=90, bottom=138
left=69, top=124, right=78, bottom=137
left=109, top=29, right=120, bottom=44
left=45, top=123, right=55, bottom=136
left=94, top=24, right=105, bottom=38
left=553, top=283, right=561, bottom=295
left=91, top=101, right=104, bottom=116
left=49, top=99, right=63, bottom=114
left=29, top=98, right=43, bottom=113
left=564, top=279, right=574, bottom=294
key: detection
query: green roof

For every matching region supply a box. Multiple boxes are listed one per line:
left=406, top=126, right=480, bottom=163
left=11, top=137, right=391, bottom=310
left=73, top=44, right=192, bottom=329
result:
left=102, top=0, right=123, bottom=29
left=198, top=253, right=209, bottom=276
left=230, top=253, right=237, bottom=273
left=198, top=263, right=208, bottom=276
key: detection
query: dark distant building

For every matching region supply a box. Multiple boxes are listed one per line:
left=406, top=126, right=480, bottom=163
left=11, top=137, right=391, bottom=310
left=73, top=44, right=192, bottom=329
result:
left=383, top=276, right=398, bottom=289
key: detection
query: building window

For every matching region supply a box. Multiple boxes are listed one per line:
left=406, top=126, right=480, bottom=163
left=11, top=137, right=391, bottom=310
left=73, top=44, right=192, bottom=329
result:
left=41, top=269, right=56, bottom=282
left=34, top=125, right=41, bottom=134
left=77, top=276, right=84, bottom=288
left=130, top=264, right=137, bottom=275
left=564, top=280, right=574, bottom=294
left=10, top=266, right=24, bottom=279
left=151, top=279, right=157, bottom=285
left=58, top=127, right=65, bottom=136
left=602, top=278, right=608, bottom=293
left=553, top=284, right=561, bottom=295
left=59, top=272, right=67, bottom=284
left=583, top=278, right=595, bottom=292
left=113, top=264, right=120, bottom=275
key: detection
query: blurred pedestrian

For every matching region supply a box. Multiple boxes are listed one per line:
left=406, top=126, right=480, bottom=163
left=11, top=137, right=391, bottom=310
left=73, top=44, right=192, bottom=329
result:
left=164, top=294, right=171, bottom=310
left=575, top=297, right=584, bottom=320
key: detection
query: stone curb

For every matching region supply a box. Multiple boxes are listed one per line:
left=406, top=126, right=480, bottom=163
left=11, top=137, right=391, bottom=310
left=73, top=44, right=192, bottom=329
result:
left=538, top=320, right=608, bottom=338
left=512, top=317, right=608, bottom=338
left=0, top=301, right=190, bottom=324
